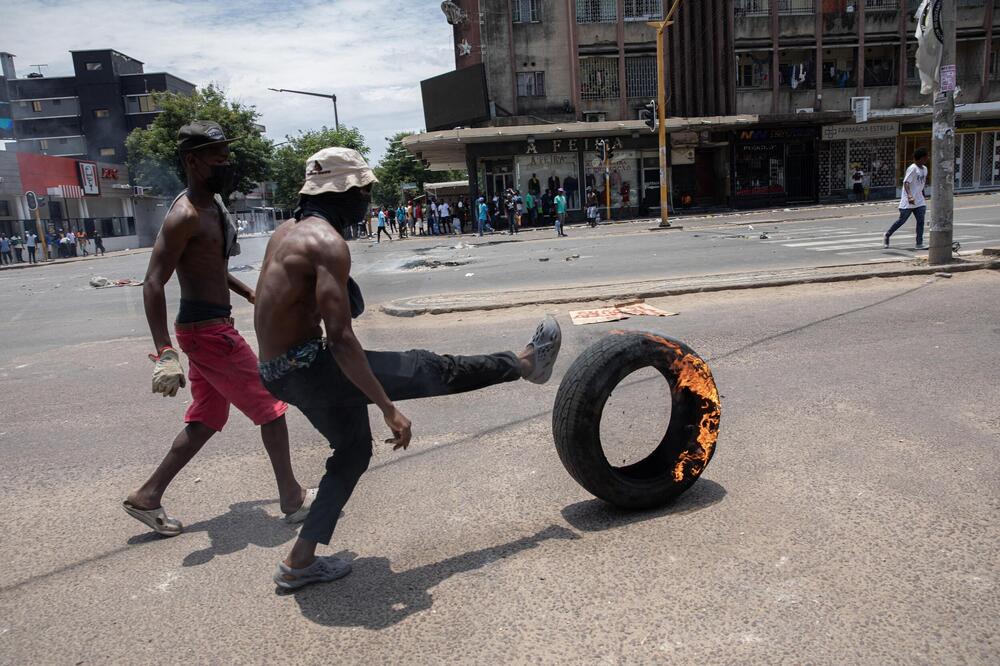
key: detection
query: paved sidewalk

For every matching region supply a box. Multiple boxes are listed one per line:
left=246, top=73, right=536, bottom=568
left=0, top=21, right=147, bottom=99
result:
left=0, top=247, right=151, bottom=271
left=381, top=256, right=999, bottom=317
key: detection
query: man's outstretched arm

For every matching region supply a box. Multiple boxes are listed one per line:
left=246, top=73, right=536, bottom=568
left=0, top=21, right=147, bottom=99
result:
left=143, top=209, right=195, bottom=352
left=314, top=237, right=412, bottom=449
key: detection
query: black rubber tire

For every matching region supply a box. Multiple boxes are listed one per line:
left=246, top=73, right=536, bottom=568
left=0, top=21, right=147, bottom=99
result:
left=552, top=330, right=721, bottom=509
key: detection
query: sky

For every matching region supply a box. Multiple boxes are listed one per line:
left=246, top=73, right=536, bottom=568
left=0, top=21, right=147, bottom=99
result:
left=1, top=0, right=455, bottom=161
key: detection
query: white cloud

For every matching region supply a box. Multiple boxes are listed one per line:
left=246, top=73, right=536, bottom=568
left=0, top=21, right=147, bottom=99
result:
left=2, top=0, right=455, bottom=161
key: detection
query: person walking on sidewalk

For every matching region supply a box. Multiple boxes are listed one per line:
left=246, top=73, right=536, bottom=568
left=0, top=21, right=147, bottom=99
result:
left=253, top=147, right=564, bottom=590
left=554, top=188, right=568, bottom=237
left=0, top=235, right=11, bottom=265
left=123, top=120, right=312, bottom=537
left=477, top=197, right=489, bottom=236
left=77, top=230, right=90, bottom=256
left=25, top=232, right=37, bottom=263
left=93, top=230, right=106, bottom=256
left=884, top=147, right=929, bottom=250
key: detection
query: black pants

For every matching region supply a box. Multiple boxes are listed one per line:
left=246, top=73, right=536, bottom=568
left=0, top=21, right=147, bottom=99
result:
left=262, top=345, right=520, bottom=545
left=886, top=206, right=926, bottom=246
left=377, top=227, right=392, bottom=242
left=27, top=247, right=36, bottom=263
left=95, top=243, right=105, bottom=256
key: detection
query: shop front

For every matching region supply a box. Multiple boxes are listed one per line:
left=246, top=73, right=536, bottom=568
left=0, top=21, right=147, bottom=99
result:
left=731, top=127, right=819, bottom=208
left=896, top=119, right=1000, bottom=194
left=0, top=152, right=138, bottom=252
left=818, top=121, right=898, bottom=202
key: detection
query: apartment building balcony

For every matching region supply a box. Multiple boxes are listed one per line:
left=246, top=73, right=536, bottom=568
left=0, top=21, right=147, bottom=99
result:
left=9, top=97, right=81, bottom=120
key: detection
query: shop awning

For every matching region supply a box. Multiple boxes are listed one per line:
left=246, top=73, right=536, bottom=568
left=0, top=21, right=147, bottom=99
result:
left=870, top=100, right=1000, bottom=123
left=424, top=180, right=470, bottom=195
left=403, top=115, right=759, bottom=171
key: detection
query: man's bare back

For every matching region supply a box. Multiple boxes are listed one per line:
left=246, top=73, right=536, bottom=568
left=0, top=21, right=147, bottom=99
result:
left=255, top=216, right=349, bottom=360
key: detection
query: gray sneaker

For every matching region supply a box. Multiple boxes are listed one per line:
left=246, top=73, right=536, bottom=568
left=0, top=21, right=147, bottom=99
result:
left=274, top=555, right=352, bottom=591
left=523, top=315, right=562, bottom=384
left=915, top=243, right=927, bottom=250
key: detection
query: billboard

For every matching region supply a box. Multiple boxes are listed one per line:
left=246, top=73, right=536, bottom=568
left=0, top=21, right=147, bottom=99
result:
left=77, top=161, right=101, bottom=196
left=421, top=64, right=490, bottom=132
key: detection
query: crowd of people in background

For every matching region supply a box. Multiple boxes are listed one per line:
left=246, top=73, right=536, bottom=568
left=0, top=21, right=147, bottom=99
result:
left=0, top=228, right=105, bottom=266
left=355, top=181, right=592, bottom=244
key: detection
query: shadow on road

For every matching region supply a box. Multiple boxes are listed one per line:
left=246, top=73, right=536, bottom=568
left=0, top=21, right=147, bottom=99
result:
left=126, top=499, right=299, bottom=567
left=290, top=525, right=579, bottom=629
left=560, top=478, right=727, bottom=532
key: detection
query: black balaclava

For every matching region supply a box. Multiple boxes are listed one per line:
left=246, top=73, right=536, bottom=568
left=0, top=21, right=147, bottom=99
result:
left=294, top=189, right=370, bottom=237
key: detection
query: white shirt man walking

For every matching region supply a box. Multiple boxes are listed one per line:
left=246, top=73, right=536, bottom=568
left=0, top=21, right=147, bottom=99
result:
left=884, top=147, right=929, bottom=250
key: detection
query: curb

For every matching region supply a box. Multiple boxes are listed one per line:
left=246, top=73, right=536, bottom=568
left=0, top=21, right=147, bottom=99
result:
left=380, top=258, right=999, bottom=317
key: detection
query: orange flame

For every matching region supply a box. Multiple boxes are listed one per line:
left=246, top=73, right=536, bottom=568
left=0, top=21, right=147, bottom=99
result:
left=635, top=332, right=722, bottom=482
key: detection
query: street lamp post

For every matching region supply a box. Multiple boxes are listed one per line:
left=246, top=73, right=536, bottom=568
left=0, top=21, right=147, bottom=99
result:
left=648, top=0, right=684, bottom=228
left=267, top=88, right=340, bottom=131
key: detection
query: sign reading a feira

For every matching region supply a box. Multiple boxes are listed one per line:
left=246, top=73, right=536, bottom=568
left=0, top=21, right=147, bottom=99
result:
left=821, top=122, right=899, bottom=141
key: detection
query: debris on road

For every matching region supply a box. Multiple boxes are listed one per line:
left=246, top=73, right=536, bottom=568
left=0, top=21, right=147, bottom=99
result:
left=465, top=272, right=475, bottom=277
left=759, top=233, right=770, bottom=240
left=565, top=254, right=581, bottom=262
left=934, top=271, right=953, bottom=278
left=90, top=276, right=143, bottom=289
left=569, top=301, right=678, bottom=326
left=539, top=257, right=550, bottom=262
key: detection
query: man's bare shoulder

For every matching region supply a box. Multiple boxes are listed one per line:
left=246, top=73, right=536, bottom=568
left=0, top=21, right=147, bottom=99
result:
left=162, top=196, right=200, bottom=232
left=281, top=217, right=349, bottom=267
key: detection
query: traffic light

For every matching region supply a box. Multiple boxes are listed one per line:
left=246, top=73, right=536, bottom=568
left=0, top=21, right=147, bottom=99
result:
left=640, top=99, right=656, bottom=132
left=25, top=191, right=38, bottom=211
left=594, top=140, right=606, bottom=162
left=606, top=143, right=615, bottom=161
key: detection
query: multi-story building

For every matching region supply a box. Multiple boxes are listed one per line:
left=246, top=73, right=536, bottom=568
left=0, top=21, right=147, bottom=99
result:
left=409, top=0, right=740, bottom=217
left=733, top=0, right=1000, bottom=205
left=407, top=1, right=1000, bottom=214
left=0, top=49, right=194, bottom=164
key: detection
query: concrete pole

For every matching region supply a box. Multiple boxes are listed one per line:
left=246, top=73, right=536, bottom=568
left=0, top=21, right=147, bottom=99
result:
left=929, top=0, right=956, bottom=265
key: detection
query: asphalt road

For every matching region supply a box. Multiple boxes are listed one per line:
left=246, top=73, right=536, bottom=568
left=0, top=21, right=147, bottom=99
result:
left=3, top=195, right=999, bottom=366
left=0, top=260, right=997, bottom=663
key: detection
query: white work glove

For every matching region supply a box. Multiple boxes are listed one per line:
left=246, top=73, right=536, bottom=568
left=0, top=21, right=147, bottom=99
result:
left=150, top=347, right=186, bottom=397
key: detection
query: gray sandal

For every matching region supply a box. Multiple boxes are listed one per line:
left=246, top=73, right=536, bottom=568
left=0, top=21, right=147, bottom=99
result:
left=122, top=500, right=183, bottom=537
left=274, top=555, right=352, bottom=590
left=523, top=315, right=562, bottom=384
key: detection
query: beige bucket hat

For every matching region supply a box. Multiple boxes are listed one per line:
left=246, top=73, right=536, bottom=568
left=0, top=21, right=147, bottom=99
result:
left=299, top=147, right=378, bottom=195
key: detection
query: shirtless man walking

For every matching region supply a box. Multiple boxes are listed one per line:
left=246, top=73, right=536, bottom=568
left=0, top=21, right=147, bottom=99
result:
left=254, top=148, right=562, bottom=589
left=123, top=121, right=313, bottom=536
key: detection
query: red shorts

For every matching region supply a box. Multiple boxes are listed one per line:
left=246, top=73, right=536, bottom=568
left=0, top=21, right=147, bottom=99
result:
left=175, top=322, right=287, bottom=432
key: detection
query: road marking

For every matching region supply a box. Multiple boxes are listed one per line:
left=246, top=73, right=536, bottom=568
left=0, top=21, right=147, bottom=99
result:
left=784, top=235, right=887, bottom=247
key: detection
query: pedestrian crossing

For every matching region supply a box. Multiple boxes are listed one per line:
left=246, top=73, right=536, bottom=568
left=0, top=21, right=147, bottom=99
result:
left=760, top=223, right=1000, bottom=257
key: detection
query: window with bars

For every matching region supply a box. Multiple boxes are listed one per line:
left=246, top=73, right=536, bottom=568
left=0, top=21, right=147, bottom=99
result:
left=577, top=0, right=617, bottom=23
left=512, top=0, right=540, bottom=23
left=734, top=0, right=815, bottom=15
left=990, top=41, right=1000, bottom=81
left=580, top=57, right=620, bottom=99
left=624, top=0, right=662, bottom=20
left=517, top=71, right=546, bottom=97
left=625, top=55, right=657, bottom=98
left=866, top=0, right=900, bottom=11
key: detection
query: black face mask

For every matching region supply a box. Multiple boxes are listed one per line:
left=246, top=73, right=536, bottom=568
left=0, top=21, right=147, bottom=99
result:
left=194, top=157, right=235, bottom=194
left=295, top=189, right=371, bottom=236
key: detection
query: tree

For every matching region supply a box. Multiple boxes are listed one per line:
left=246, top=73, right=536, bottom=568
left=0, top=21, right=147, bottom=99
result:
left=372, top=131, right=467, bottom=208
left=125, top=84, right=271, bottom=201
left=269, top=126, right=369, bottom=208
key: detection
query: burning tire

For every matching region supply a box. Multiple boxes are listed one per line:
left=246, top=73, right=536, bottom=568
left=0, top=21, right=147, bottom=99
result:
left=552, top=331, right=721, bottom=509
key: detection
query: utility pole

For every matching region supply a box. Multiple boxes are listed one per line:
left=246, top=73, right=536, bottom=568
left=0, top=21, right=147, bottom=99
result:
left=648, top=0, right=683, bottom=228
left=928, top=0, right=956, bottom=265
left=267, top=88, right=340, bottom=131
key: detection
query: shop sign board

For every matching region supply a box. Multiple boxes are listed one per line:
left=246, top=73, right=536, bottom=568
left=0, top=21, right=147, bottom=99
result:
left=821, top=122, right=899, bottom=141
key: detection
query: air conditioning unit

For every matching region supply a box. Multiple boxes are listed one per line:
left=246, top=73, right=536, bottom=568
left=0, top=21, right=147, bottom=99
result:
left=583, top=111, right=607, bottom=123
left=851, top=96, right=871, bottom=123
left=133, top=185, right=146, bottom=197
left=795, top=108, right=815, bottom=114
